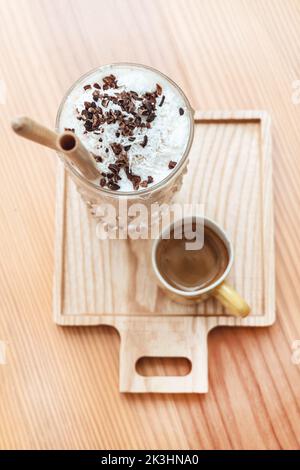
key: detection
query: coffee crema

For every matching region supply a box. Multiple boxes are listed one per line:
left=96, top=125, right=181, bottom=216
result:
left=156, top=223, right=229, bottom=292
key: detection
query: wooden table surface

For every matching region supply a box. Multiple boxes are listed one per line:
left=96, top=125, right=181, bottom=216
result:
left=0, top=0, right=300, bottom=450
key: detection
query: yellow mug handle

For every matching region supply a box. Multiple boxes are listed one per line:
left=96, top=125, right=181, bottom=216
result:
left=214, top=281, right=251, bottom=317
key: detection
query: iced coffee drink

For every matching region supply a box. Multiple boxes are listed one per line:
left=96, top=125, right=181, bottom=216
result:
left=56, top=63, right=194, bottom=224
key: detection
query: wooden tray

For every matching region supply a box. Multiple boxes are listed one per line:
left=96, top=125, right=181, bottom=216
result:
left=53, top=111, right=275, bottom=393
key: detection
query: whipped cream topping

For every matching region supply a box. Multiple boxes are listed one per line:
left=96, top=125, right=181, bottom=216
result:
left=58, top=64, right=191, bottom=192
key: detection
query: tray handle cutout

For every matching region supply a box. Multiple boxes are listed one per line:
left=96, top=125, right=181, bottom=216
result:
left=136, top=356, right=192, bottom=376
left=119, top=318, right=209, bottom=393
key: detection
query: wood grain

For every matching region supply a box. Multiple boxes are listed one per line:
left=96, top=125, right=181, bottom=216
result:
left=53, top=110, right=274, bottom=393
left=54, top=111, right=274, bottom=321
left=0, top=0, right=300, bottom=449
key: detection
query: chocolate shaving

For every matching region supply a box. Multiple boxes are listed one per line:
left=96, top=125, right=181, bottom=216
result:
left=159, top=95, right=165, bottom=107
left=92, top=114, right=101, bottom=129
left=168, top=160, right=177, bottom=169
left=108, top=163, right=119, bottom=174
left=131, top=175, right=141, bottom=190
left=64, top=128, right=75, bottom=133
left=130, top=90, right=140, bottom=100
left=111, top=143, right=123, bottom=155
left=146, top=113, right=156, bottom=123
left=92, top=90, right=100, bottom=102
left=84, top=120, right=93, bottom=131
left=83, top=84, right=91, bottom=91
left=103, top=74, right=118, bottom=90
left=156, top=83, right=162, bottom=96
left=108, top=182, right=120, bottom=190
left=75, top=77, right=167, bottom=190
left=141, top=135, right=148, bottom=147
left=116, top=151, right=129, bottom=167
left=179, top=107, right=184, bottom=115
left=125, top=166, right=142, bottom=190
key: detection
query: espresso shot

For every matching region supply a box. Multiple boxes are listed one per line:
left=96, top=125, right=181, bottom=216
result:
left=156, top=222, right=229, bottom=292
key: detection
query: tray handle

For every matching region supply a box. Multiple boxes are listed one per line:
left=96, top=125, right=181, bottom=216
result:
left=118, top=318, right=209, bottom=393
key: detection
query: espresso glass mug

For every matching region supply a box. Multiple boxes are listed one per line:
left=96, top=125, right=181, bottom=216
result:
left=152, top=216, right=251, bottom=317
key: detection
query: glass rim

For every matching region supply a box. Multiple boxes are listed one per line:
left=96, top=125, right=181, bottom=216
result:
left=55, top=62, right=195, bottom=196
